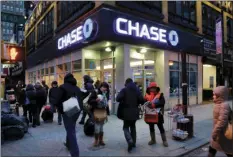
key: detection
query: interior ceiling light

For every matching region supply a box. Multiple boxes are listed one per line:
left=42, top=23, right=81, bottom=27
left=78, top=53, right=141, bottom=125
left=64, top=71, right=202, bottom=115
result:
left=140, top=48, right=147, bottom=54
left=203, top=64, right=213, bottom=67
left=105, top=42, right=111, bottom=47
left=105, top=47, right=112, bottom=52
left=169, top=60, right=174, bottom=66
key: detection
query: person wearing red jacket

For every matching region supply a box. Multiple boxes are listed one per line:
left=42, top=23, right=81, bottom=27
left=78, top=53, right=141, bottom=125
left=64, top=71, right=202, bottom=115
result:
left=144, top=82, right=168, bottom=147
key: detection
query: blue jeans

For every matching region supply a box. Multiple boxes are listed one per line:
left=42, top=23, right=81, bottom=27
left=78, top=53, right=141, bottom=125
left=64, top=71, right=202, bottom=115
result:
left=62, top=113, right=80, bottom=157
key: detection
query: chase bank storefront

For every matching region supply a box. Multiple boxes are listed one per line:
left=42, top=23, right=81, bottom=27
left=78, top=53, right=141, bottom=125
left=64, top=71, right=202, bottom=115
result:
left=26, top=5, right=203, bottom=113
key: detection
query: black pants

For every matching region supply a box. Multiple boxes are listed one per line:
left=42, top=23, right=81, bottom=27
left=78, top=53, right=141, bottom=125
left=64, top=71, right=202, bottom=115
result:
left=28, top=105, right=37, bottom=126
left=36, top=105, right=43, bottom=125
left=149, top=123, right=165, bottom=134
left=209, top=146, right=232, bottom=157
left=123, top=120, right=137, bottom=145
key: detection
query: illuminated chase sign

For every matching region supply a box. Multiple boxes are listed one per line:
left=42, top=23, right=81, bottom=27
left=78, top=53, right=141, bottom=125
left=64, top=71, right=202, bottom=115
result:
left=58, top=18, right=97, bottom=50
left=114, top=17, right=179, bottom=46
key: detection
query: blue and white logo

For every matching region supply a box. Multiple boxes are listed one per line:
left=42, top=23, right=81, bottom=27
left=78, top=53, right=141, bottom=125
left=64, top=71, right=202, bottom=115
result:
left=58, top=18, right=96, bottom=50
left=168, top=30, right=179, bottom=46
left=83, top=18, right=94, bottom=39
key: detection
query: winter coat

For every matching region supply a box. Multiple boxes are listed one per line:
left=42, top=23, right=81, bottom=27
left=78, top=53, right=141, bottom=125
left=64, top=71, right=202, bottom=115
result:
left=15, top=84, right=26, bottom=104
left=144, top=92, right=166, bottom=124
left=55, top=73, right=83, bottom=114
left=210, top=86, right=232, bottom=155
left=25, top=84, right=37, bottom=107
left=88, top=88, right=110, bottom=115
left=34, top=84, right=47, bottom=107
left=49, top=87, right=60, bottom=105
left=116, top=82, right=144, bottom=121
left=42, top=84, right=49, bottom=96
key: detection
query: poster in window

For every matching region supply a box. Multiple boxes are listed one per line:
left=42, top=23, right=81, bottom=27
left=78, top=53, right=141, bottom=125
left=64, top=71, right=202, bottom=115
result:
left=216, top=18, right=222, bottom=54
left=209, top=76, right=214, bottom=88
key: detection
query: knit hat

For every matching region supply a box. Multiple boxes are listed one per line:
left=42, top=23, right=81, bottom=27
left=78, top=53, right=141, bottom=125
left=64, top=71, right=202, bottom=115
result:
left=149, top=82, right=157, bottom=88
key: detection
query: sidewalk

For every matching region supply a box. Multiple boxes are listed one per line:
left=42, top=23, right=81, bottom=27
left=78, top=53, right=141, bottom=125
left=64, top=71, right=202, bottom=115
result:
left=2, top=102, right=231, bottom=157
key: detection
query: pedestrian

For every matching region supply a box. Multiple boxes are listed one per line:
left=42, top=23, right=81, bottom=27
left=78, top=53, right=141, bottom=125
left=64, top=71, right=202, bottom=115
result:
left=41, top=80, right=49, bottom=96
left=34, top=82, right=47, bottom=126
left=55, top=73, right=83, bottom=157
left=49, top=81, right=62, bottom=125
left=15, top=80, right=26, bottom=116
left=116, top=78, right=144, bottom=153
left=94, top=80, right=101, bottom=90
left=25, top=84, right=37, bottom=128
left=79, top=75, right=95, bottom=125
left=88, top=82, right=110, bottom=147
left=144, top=83, right=168, bottom=147
left=208, top=86, right=232, bottom=157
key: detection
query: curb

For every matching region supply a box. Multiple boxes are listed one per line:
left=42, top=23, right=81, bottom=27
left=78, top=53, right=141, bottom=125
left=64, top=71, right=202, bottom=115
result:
left=176, top=141, right=209, bottom=157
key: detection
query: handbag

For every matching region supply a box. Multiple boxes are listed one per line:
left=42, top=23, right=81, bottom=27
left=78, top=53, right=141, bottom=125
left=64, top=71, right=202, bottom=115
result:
left=63, top=97, right=80, bottom=117
left=83, top=93, right=92, bottom=111
left=94, top=109, right=107, bottom=122
left=225, top=103, right=232, bottom=140
left=144, top=106, right=159, bottom=123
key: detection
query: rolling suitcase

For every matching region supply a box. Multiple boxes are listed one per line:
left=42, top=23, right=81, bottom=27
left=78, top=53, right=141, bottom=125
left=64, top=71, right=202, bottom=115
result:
left=84, top=118, right=95, bottom=136
left=41, top=106, right=54, bottom=122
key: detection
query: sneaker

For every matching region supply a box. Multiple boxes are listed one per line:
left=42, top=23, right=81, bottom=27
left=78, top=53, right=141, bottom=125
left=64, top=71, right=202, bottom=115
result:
left=58, top=122, right=62, bottom=125
left=128, top=143, right=133, bottom=153
left=32, top=125, right=36, bottom=128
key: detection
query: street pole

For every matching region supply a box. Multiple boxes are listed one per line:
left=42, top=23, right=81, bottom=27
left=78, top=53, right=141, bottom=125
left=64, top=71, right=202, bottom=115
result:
left=220, top=9, right=224, bottom=86
left=181, top=50, right=188, bottom=115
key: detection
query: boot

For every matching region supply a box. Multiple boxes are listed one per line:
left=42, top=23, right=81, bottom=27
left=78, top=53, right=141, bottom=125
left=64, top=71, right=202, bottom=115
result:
left=161, top=133, right=168, bottom=147
left=123, top=128, right=134, bottom=153
left=93, top=134, right=99, bottom=147
left=99, top=132, right=105, bottom=146
left=148, top=131, right=156, bottom=145
left=130, top=128, right=136, bottom=147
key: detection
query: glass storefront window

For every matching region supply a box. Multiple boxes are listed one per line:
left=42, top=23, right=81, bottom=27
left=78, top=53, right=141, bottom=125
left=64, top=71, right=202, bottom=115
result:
left=73, top=72, right=83, bottom=87
left=41, top=69, right=44, bottom=75
left=45, top=68, right=49, bottom=75
left=57, top=64, right=63, bottom=73
left=50, top=67, right=54, bottom=74
left=169, top=61, right=198, bottom=97
left=64, top=62, right=71, bottom=72
left=73, top=60, right=82, bottom=71
left=85, top=59, right=100, bottom=70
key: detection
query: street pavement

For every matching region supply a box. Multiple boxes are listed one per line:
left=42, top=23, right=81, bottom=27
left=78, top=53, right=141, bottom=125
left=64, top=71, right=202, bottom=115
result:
left=1, top=101, right=232, bottom=156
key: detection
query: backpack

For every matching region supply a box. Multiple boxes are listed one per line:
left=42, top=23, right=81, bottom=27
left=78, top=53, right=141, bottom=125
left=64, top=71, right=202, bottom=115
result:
left=84, top=118, right=95, bottom=136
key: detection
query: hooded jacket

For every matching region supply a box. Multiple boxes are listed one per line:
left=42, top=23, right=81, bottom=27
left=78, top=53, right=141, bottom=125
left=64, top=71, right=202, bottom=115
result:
left=210, top=86, right=232, bottom=154
left=25, top=84, right=36, bottom=106
left=34, top=84, right=47, bottom=107
left=55, top=73, right=83, bottom=114
left=116, top=82, right=144, bottom=121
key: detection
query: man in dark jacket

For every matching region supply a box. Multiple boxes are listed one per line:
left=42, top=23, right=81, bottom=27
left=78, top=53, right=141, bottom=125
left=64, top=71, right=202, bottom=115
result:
left=42, top=80, right=49, bottom=95
left=49, top=81, right=62, bottom=125
left=25, top=84, right=37, bottom=127
left=116, top=78, right=144, bottom=153
left=79, top=75, right=95, bottom=125
left=15, top=80, right=26, bottom=116
left=55, top=73, right=83, bottom=157
left=35, top=82, right=47, bottom=126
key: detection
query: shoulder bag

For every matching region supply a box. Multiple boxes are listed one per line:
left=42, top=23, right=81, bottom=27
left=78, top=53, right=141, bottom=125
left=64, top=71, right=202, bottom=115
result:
left=225, top=103, right=232, bottom=140
left=63, top=94, right=80, bottom=118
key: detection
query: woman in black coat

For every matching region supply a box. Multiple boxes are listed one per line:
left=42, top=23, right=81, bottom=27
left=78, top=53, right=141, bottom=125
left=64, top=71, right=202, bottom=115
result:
left=88, top=82, right=110, bottom=147
left=35, top=83, right=47, bottom=126
left=25, top=84, right=37, bottom=127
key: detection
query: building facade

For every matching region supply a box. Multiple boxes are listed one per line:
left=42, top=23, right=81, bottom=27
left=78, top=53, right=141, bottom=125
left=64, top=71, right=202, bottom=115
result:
left=1, top=1, right=25, bottom=43
left=25, top=1, right=233, bottom=113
